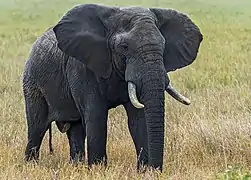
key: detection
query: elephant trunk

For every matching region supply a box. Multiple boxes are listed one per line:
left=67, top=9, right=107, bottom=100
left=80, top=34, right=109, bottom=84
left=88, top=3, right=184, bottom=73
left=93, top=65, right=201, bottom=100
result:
left=140, top=66, right=166, bottom=170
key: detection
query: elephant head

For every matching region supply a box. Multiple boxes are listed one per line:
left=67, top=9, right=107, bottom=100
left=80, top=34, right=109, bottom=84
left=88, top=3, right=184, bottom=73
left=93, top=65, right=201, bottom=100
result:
left=53, top=4, right=203, bottom=170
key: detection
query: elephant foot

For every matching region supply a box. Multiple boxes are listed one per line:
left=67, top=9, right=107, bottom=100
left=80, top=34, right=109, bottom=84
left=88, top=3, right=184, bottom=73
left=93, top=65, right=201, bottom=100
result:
left=69, top=153, right=85, bottom=165
left=25, top=146, right=40, bottom=162
left=56, top=122, right=71, bottom=133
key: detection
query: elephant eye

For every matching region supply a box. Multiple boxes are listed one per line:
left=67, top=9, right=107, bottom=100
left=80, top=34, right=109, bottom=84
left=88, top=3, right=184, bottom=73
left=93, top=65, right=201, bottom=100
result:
left=119, top=43, right=129, bottom=51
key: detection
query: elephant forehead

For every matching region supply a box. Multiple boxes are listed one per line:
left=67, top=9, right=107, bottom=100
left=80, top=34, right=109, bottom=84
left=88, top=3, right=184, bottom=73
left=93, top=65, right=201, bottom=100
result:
left=119, top=6, right=150, bottom=11
left=118, top=6, right=152, bottom=16
left=116, top=7, right=156, bottom=24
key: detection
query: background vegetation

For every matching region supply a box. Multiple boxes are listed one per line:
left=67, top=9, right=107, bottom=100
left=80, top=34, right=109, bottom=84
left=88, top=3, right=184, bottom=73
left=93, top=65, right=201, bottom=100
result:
left=0, top=0, right=250, bottom=179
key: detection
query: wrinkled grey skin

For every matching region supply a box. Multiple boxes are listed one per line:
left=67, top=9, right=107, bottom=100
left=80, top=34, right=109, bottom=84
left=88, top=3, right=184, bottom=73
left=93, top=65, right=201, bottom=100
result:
left=23, top=4, right=203, bottom=171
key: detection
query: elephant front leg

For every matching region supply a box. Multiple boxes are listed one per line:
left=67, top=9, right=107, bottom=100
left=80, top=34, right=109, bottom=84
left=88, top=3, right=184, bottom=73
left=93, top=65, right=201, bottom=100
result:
left=124, top=102, right=148, bottom=170
left=85, top=108, right=108, bottom=166
left=66, top=120, right=86, bottom=163
left=66, top=61, right=108, bottom=166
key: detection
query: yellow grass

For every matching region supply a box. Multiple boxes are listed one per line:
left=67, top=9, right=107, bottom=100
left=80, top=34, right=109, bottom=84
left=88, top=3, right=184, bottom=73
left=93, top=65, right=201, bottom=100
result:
left=0, top=0, right=250, bottom=179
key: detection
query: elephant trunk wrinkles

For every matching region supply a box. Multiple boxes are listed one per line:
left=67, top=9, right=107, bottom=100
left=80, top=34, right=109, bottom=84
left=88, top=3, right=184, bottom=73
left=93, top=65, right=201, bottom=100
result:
left=141, top=68, right=165, bottom=170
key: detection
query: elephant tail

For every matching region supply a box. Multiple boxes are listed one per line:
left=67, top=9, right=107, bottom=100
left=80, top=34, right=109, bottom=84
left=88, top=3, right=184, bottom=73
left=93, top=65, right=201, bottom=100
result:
left=48, top=123, right=54, bottom=154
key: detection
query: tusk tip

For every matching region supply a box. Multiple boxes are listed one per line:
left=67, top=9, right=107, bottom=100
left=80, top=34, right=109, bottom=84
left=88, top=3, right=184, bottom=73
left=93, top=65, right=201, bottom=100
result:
left=139, top=104, right=145, bottom=108
left=134, top=103, right=145, bottom=109
left=184, top=99, right=191, bottom=105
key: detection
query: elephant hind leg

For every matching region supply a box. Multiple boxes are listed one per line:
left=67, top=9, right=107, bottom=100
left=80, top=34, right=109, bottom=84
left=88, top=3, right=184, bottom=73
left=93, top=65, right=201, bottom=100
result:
left=23, top=86, right=50, bottom=161
left=66, top=120, right=86, bottom=163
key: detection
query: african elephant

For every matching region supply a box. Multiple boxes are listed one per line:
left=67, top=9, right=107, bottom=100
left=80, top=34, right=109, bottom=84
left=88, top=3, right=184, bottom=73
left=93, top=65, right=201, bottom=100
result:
left=22, top=4, right=203, bottom=171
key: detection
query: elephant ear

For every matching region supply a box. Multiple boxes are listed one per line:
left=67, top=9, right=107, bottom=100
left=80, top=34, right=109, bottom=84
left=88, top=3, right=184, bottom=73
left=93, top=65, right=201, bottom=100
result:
left=53, top=4, right=113, bottom=78
left=150, top=8, right=203, bottom=72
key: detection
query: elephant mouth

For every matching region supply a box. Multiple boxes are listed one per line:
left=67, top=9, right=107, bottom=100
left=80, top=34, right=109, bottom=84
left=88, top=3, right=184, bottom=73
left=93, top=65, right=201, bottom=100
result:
left=128, top=74, right=191, bottom=109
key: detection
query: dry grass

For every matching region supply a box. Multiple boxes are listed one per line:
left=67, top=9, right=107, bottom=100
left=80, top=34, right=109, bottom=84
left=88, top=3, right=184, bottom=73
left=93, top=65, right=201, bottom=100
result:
left=0, top=0, right=251, bottom=179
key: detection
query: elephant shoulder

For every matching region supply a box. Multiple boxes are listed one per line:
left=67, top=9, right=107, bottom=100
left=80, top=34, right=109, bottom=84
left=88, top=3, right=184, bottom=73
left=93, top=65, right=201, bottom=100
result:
left=27, top=27, right=67, bottom=62
left=24, top=27, right=69, bottom=78
left=34, top=27, right=58, bottom=50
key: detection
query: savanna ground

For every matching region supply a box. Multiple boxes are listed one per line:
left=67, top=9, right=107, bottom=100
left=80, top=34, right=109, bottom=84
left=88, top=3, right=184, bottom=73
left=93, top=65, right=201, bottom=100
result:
left=0, top=0, right=250, bottom=179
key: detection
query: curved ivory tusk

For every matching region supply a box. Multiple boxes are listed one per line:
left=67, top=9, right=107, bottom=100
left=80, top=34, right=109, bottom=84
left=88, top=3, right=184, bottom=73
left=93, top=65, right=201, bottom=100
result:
left=128, top=82, right=145, bottom=109
left=166, top=83, right=191, bottom=105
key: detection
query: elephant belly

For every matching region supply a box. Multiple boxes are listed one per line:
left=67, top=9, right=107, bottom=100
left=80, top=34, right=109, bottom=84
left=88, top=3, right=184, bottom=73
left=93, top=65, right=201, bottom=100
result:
left=42, top=85, right=81, bottom=122
left=47, top=106, right=80, bottom=122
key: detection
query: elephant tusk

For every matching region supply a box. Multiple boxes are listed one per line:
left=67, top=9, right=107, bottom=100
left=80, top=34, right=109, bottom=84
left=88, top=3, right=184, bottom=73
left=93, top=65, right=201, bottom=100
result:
left=128, top=82, right=145, bottom=109
left=165, top=74, right=191, bottom=105
left=165, top=83, right=191, bottom=105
